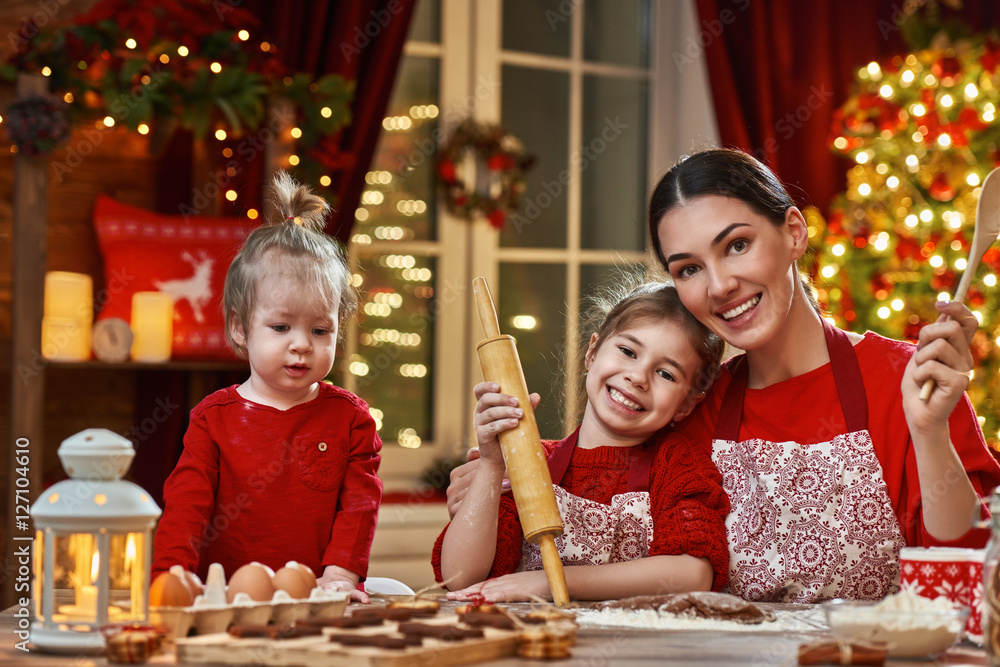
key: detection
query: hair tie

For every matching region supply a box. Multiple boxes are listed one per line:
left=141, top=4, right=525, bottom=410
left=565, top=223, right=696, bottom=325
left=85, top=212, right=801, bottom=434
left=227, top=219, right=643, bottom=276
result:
left=285, top=215, right=295, bottom=221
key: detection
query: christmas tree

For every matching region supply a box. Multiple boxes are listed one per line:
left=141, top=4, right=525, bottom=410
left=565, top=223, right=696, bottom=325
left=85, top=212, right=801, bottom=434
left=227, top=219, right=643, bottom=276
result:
left=810, top=29, right=1000, bottom=450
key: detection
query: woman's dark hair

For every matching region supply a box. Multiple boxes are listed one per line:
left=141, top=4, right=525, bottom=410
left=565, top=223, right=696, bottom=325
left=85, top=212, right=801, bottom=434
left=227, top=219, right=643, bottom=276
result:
left=647, top=147, right=820, bottom=312
left=647, top=148, right=794, bottom=264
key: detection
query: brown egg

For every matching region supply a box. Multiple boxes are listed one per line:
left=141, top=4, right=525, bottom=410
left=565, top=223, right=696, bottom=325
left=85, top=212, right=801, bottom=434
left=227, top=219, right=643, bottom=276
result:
left=287, top=561, right=317, bottom=592
left=226, top=562, right=275, bottom=603
left=150, top=571, right=195, bottom=607
left=273, top=566, right=311, bottom=599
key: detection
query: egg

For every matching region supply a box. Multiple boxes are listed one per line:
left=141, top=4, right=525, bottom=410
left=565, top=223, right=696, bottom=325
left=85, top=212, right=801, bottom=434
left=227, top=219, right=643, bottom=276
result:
left=226, top=562, right=275, bottom=603
left=149, top=571, right=195, bottom=607
left=273, top=566, right=311, bottom=599
left=169, top=565, right=204, bottom=600
left=287, top=561, right=317, bottom=592
left=181, top=569, right=204, bottom=598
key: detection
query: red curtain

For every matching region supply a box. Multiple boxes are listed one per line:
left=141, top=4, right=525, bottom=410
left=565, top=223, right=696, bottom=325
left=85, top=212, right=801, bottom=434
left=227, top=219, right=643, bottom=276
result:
left=241, top=0, right=417, bottom=244
left=693, top=0, right=1000, bottom=214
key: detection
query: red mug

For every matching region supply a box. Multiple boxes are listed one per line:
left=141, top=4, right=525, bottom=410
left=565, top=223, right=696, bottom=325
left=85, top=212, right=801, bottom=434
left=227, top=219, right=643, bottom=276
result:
left=899, top=546, right=985, bottom=645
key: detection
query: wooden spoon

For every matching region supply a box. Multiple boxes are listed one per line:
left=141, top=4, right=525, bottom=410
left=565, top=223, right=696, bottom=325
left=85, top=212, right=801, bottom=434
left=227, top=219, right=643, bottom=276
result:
left=920, top=165, right=1000, bottom=400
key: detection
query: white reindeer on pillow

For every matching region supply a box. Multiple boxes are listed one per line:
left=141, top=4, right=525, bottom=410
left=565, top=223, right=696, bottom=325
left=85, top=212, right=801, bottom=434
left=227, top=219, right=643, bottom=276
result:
left=154, top=251, right=215, bottom=323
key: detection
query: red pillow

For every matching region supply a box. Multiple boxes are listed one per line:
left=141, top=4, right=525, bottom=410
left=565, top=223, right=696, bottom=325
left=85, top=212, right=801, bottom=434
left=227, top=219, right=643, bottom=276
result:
left=93, top=195, right=258, bottom=360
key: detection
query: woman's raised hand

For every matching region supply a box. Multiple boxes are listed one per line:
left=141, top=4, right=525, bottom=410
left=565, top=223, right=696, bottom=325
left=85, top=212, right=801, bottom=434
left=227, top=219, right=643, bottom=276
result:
left=903, top=300, right=977, bottom=429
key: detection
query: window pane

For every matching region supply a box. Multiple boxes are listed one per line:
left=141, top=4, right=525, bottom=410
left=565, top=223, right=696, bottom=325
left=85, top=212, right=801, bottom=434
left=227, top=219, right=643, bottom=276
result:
left=359, top=56, right=440, bottom=244
left=498, top=263, right=566, bottom=440
left=580, top=75, right=648, bottom=251
left=579, top=263, right=649, bottom=326
left=408, top=0, right=440, bottom=43
left=502, top=0, right=571, bottom=57
left=349, top=255, right=437, bottom=447
left=500, top=65, right=569, bottom=248
left=583, top=0, right=650, bottom=67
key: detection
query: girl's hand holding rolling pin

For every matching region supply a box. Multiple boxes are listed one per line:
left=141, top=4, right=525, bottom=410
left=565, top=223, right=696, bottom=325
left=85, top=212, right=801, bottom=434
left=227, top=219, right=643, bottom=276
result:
left=446, top=382, right=540, bottom=518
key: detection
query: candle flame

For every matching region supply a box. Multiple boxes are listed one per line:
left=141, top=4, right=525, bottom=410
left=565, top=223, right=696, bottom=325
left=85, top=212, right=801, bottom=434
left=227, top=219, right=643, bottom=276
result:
left=125, top=535, right=136, bottom=573
left=90, top=551, right=99, bottom=584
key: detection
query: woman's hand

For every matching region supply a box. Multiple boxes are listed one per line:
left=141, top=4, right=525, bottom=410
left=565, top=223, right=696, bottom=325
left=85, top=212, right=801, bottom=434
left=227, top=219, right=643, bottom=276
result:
left=902, top=300, right=976, bottom=430
left=445, top=570, right=551, bottom=603
left=900, top=300, right=981, bottom=541
left=317, top=565, right=369, bottom=603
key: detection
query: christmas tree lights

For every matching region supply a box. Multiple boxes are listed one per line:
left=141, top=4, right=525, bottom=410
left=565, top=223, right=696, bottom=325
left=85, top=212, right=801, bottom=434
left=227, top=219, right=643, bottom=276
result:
left=812, top=31, right=1000, bottom=448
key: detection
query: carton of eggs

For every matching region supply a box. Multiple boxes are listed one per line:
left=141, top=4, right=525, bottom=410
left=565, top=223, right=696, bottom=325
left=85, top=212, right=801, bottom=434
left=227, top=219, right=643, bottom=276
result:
left=150, top=561, right=349, bottom=639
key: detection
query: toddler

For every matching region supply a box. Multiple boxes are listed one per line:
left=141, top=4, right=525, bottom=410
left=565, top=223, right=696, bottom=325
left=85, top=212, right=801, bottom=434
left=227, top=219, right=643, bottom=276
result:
left=153, top=172, right=382, bottom=602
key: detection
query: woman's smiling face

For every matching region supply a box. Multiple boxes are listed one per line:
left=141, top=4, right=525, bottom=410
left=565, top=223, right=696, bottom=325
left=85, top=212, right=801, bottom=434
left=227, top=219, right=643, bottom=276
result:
left=655, top=194, right=806, bottom=353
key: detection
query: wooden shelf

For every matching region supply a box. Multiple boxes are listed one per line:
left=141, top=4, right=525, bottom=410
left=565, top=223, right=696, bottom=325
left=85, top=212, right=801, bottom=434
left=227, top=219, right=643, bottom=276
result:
left=44, top=359, right=249, bottom=372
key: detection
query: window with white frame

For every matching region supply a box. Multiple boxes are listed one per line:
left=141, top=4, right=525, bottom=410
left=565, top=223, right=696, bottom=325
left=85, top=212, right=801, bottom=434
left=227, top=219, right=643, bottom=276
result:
left=339, top=0, right=713, bottom=489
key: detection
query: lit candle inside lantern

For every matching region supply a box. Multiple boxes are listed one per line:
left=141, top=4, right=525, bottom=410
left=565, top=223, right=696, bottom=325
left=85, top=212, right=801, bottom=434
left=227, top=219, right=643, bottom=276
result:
left=77, top=551, right=99, bottom=617
left=42, top=272, right=93, bottom=361
left=130, top=292, right=173, bottom=362
left=125, top=534, right=140, bottom=614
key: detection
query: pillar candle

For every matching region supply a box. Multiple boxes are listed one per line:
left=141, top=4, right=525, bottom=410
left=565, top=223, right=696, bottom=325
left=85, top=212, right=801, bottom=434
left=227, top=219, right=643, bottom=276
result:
left=41, top=317, right=91, bottom=361
left=130, top=292, right=173, bottom=362
left=44, top=271, right=93, bottom=320
left=42, top=272, right=93, bottom=361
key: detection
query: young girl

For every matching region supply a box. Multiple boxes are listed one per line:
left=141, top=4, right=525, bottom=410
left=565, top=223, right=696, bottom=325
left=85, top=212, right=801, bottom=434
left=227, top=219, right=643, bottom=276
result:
left=433, top=279, right=730, bottom=602
left=153, top=173, right=382, bottom=602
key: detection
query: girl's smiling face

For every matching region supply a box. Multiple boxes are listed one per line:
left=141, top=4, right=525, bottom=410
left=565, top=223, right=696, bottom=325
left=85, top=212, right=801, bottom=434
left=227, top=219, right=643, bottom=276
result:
left=655, top=194, right=807, bottom=354
left=581, top=317, right=703, bottom=447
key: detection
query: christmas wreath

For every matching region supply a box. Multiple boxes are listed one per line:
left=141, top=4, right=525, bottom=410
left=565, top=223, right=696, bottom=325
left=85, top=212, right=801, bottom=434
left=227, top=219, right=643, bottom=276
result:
left=437, top=119, right=534, bottom=229
left=3, top=95, right=71, bottom=156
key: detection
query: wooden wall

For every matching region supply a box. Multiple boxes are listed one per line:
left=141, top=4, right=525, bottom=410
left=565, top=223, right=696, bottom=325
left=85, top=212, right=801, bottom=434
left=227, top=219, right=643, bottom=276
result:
left=0, top=1, right=210, bottom=607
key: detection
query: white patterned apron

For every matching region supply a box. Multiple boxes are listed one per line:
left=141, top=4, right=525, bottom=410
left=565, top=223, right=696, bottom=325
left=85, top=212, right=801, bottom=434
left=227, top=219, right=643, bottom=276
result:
left=521, top=430, right=656, bottom=570
left=712, top=320, right=905, bottom=602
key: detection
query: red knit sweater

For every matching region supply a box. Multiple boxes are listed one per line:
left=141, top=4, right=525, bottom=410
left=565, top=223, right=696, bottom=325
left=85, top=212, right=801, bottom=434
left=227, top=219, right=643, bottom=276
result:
left=432, top=432, right=731, bottom=591
left=153, top=384, right=382, bottom=582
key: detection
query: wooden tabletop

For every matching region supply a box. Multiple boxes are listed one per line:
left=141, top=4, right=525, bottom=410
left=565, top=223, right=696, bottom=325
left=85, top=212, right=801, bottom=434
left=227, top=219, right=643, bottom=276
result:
left=1, top=598, right=989, bottom=666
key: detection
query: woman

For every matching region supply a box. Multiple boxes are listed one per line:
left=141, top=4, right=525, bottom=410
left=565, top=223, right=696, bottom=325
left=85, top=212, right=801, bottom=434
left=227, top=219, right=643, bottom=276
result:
left=646, top=147, right=999, bottom=602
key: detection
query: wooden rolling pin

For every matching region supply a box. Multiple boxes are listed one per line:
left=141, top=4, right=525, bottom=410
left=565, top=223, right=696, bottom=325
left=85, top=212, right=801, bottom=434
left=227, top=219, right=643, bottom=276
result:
left=473, top=276, right=569, bottom=606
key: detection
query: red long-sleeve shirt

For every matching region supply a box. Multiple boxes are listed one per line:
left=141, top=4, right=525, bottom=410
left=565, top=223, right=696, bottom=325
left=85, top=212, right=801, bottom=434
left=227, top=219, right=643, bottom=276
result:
left=153, top=383, right=382, bottom=582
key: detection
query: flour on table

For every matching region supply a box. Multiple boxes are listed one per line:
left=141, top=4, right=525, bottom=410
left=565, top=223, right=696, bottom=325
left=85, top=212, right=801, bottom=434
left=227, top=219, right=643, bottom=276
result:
left=576, top=607, right=826, bottom=633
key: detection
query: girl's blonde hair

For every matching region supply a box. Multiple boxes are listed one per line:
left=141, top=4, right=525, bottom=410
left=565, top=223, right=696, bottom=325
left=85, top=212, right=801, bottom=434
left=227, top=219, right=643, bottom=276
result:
left=569, top=273, right=724, bottom=423
left=222, top=172, right=358, bottom=359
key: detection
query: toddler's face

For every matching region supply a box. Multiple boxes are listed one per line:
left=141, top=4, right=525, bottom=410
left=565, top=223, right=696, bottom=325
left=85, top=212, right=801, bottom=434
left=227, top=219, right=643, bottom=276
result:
left=583, top=318, right=702, bottom=445
left=236, top=273, right=340, bottom=403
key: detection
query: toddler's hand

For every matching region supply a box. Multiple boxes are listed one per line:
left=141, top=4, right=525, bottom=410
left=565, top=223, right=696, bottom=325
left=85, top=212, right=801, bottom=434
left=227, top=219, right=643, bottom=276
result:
left=317, top=566, right=369, bottom=603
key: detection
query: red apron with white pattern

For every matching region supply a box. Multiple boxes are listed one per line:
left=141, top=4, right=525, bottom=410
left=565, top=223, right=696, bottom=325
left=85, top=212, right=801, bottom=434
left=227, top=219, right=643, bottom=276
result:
left=521, top=431, right=656, bottom=570
left=712, top=320, right=904, bottom=602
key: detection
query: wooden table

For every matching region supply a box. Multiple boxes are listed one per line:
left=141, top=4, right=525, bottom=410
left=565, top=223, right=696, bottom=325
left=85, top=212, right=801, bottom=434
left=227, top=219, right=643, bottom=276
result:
left=1, top=598, right=989, bottom=666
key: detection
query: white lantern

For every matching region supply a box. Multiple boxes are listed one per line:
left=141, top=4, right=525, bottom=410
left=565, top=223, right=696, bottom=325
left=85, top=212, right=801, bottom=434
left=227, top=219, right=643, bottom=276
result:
left=30, top=429, right=161, bottom=654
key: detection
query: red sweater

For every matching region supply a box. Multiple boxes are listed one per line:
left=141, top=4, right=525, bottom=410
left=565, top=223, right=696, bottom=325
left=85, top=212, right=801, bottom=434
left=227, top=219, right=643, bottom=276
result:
left=153, top=384, right=382, bottom=582
left=679, top=331, right=1000, bottom=548
left=432, top=433, right=731, bottom=591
